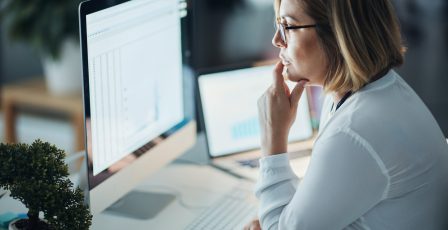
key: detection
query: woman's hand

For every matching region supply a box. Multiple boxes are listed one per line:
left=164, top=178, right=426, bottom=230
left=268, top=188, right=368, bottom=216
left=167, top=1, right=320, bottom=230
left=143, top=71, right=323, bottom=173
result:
left=243, top=219, right=261, bottom=230
left=257, top=62, right=307, bottom=156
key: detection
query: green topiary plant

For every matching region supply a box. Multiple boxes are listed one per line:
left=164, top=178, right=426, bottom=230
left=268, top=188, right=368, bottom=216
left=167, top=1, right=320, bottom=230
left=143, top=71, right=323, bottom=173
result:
left=0, top=0, right=82, bottom=60
left=0, top=139, right=92, bottom=230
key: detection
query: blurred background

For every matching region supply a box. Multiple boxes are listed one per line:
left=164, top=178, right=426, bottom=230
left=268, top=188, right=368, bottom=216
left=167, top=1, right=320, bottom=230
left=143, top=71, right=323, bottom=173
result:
left=0, top=0, right=447, bottom=154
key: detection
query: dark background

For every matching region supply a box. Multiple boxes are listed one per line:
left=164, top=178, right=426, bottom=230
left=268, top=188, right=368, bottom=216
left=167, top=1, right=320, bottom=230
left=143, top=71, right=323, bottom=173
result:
left=1, top=0, right=447, bottom=136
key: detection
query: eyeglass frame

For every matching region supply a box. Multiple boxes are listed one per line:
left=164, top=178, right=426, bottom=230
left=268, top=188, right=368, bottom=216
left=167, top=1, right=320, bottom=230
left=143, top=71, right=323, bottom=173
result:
left=275, top=20, right=318, bottom=45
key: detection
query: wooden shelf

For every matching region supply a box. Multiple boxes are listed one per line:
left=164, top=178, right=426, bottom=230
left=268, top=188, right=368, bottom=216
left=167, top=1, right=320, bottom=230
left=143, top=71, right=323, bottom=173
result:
left=1, top=79, right=85, bottom=151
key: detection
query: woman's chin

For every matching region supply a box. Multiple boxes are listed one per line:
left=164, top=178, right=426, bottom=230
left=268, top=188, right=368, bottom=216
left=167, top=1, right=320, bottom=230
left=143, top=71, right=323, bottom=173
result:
left=284, top=72, right=308, bottom=83
left=284, top=69, right=323, bottom=86
left=282, top=67, right=301, bottom=81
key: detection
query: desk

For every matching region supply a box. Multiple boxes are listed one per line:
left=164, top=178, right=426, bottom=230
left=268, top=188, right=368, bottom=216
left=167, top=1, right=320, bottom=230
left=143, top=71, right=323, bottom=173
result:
left=1, top=79, right=84, bottom=151
left=0, top=134, right=313, bottom=229
left=0, top=160, right=312, bottom=229
left=0, top=163, right=256, bottom=229
left=94, top=163, right=257, bottom=229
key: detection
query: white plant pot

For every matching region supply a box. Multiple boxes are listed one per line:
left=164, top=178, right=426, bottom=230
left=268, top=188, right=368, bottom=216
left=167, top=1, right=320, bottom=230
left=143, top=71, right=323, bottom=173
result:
left=8, top=219, right=22, bottom=230
left=42, top=39, right=82, bottom=96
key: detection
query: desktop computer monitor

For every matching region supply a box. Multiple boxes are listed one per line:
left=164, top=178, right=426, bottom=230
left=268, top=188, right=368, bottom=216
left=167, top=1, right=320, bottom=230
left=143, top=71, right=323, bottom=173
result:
left=78, top=0, right=195, bottom=218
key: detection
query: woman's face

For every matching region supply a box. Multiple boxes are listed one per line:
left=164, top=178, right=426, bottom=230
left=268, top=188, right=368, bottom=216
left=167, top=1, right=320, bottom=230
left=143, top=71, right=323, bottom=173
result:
left=273, top=0, right=328, bottom=86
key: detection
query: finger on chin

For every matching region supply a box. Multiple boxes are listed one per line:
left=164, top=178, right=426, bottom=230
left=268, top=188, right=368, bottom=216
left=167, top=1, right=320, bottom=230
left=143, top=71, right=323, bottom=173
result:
left=273, top=62, right=287, bottom=95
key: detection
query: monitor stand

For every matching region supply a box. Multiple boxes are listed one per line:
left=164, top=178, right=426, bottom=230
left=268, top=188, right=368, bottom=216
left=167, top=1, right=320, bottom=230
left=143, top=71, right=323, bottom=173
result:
left=105, top=190, right=176, bottom=219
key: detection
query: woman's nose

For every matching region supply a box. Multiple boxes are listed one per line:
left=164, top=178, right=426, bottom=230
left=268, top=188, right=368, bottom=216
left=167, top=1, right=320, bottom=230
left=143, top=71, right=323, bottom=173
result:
left=272, top=30, right=286, bottom=48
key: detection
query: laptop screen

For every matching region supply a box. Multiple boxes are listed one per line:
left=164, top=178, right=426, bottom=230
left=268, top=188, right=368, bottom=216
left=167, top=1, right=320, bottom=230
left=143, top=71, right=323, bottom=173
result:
left=198, top=65, right=313, bottom=158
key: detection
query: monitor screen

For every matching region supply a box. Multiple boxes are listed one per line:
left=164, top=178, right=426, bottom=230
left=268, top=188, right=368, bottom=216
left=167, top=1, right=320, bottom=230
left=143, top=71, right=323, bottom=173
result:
left=80, top=0, right=194, bottom=216
left=198, top=65, right=313, bottom=157
left=84, top=0, right=184, bottom=178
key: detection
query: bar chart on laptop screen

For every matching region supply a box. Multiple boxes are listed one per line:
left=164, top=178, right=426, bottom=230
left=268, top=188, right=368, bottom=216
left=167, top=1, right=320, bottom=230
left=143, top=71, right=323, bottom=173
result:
left=86, top=0, right=183, bottom=175
left=231, top=117, right=259, bottom=140
left=200, top=65, right=312, bottom=157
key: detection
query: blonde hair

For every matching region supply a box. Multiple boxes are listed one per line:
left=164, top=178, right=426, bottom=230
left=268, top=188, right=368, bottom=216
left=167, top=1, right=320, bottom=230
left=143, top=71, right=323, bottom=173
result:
left=274, top=0, right=406, bottom=93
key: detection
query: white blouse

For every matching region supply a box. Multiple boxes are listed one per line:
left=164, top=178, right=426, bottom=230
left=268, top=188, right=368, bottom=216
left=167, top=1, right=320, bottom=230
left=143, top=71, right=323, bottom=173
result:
left=255, top=70, right=448, bottom=230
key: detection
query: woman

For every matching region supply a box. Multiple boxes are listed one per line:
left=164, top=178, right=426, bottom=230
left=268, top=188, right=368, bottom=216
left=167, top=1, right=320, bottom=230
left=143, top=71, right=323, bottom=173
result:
left=247, top=0, right=448, bottom=229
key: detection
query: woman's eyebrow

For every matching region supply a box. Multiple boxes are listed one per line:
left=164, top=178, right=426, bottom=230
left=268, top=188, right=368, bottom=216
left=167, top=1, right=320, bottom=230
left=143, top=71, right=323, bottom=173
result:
left=280, top=15, right=301, bottom=23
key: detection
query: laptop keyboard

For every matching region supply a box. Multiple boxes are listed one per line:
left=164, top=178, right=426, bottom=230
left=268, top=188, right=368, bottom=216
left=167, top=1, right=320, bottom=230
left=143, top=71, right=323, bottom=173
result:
left=185, top=186, right=257, bottom=230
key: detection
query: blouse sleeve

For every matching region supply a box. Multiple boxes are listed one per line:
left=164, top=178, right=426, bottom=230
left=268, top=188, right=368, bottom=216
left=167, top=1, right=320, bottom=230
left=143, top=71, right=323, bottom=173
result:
left=255, top=129, right=389, bottom=230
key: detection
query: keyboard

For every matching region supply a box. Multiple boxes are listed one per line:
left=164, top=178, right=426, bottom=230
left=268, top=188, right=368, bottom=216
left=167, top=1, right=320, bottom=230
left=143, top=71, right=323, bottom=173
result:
left=185, top=186, right=257, bottom=230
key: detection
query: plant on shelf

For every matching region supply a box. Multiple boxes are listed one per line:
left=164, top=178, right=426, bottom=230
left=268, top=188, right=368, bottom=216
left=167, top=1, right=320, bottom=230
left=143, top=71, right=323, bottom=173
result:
left=0, top=0, right=81, bottom=59
left=0, top=140, right=92, bottom=230
left=0, top=0, right=84, bottom=95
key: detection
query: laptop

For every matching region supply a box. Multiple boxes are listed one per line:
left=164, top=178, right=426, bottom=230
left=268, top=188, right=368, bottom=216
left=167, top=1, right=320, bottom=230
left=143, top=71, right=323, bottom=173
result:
left=197, top=64, right=315, bottom=180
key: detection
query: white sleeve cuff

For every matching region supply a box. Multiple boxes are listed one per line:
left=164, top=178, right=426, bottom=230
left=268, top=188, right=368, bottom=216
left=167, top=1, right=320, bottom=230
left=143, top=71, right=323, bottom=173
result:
left=256, top=153, right=299, bottom=197
left=259, top=153, right=290, bottom=169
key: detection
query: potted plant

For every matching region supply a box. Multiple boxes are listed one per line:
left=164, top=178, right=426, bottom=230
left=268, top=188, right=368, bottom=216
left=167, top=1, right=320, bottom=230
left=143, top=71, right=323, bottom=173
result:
left=0, top=0, right=83, bottom=95
left=0, top=140, right=92, bottom=230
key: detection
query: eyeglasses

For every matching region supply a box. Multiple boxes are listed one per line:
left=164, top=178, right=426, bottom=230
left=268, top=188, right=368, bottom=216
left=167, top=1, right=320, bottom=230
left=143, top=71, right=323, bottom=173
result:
left=275, top=22, right=318, bottom=45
